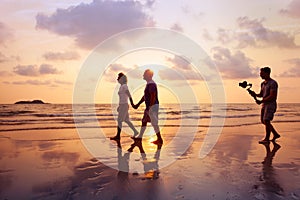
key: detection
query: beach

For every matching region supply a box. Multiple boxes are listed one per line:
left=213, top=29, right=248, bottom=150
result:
left=0, top=103, right=300, bottom=200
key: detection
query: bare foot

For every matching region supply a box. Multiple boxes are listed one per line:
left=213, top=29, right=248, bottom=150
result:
left=152, top=139, right=163, bottom=145
left=258, top=139, right=270, bottom=144
left=110, top=136, right=120, bottom=141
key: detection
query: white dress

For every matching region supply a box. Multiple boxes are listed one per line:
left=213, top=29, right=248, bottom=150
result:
left=117, top=84, right=130, bottom=122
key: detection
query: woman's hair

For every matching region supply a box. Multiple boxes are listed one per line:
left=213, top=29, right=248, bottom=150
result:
left=118, top=72, right=127, bottom=84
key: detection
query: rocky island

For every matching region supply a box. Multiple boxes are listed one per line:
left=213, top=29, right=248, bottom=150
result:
left=14, top=100, right=47, bottom=104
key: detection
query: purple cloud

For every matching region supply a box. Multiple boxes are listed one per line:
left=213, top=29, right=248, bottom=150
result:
left=13, top=64, right=61, bottom=76
left=211, top=47, right=255, bottom=79
left=39, top=64, right=61, bottom=75
left=158, top=55, right=203, bottom=81
left=5, top=79, right=72, bottom=86
left=36, top=0, right=155, bottom=49
left=104, top=63, right=140, bottom=82
left=11, top=80, right=51, bottom=85
left=217, top=17, right=298, bottom=49
left=280, top=0, right=300, bottom=18
left=0, top=22, right=13, bottom=46
left=43, top=51, right=80, bottom=61
left=0, top=52, right=9, bottom=63
left=167, top=55, right=192, bottom=70
left=0, top=70, right=12, bottom=77
left=279, top=58, right=300, bottom=77
left=202, top=29, right=213, bottom=41
left=236, top=17, right=298, bottom=48
left=170, top=23, right=184, bottom=32
left=13, top=65, right=39, bottom=76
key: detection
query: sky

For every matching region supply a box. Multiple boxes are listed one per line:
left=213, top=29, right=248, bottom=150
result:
left=0, top=0, right=300, bottom=104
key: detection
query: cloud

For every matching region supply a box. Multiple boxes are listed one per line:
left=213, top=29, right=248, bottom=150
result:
left=13, top=64, right=61, bottom=76
left=167, top=55, right=192, bottom=70
left=108, top=63, right=130, bottom=74
left=158, top=55, right=203, bottom=81
left=170, top=23, right=184, bottom=32
left=202, top=29, right=213, bottom=41
left=43, top=51, right=80, bottom=61
left=39, top=64, right=61, bottom=75
left=0, top=22, right=13, bottom=46
left=11, top=80, right=51, bottom=85
left=280, top=0, right=300, bottom=18
left=217, top=28, right=232, bottom=44
left=0, top=52, right=9, bottom=63
left=0, top=52, right=20, bottom=63
left=54, top=79, right=73, bottom=85
left=236, top=17, right=298, bottom=48
left=0, top=70, right=13, bottom=77
left=36, top=0, right=155, bottom=49
left=217, top=17, right=299, bottom=49
left=159, top=67, right=202, bottom=81
left=279, top=58, right=300, bottom=77
left=13, top=65, right=39, bottom=76
left=211, top=47, right=255, bottom=79
left=5, top=79, right=72, bottom=86
left=104, top=63, right=140, bottom=82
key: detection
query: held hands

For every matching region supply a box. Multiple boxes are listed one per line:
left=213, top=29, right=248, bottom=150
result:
left=130, top=96, right=144, bottom=110
left=130, top=98, right=138, bottom=109
left=130, top=99, right=139, bottom=109
left=132, top=103, right=139, bottom=109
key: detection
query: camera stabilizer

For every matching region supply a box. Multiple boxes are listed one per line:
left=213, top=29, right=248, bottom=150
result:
left=239, top=81, right=257, bottom=101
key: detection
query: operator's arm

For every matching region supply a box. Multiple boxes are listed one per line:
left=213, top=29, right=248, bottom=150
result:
left=256, top=89, right=263, bottom=98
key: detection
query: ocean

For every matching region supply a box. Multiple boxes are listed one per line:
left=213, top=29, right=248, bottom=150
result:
left=1, top=103, right=300, bottom=199
left=0, top=103, right=299, bottom=132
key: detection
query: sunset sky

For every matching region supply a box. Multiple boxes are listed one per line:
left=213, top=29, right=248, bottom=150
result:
left=0, top=0, right=299, bottom=104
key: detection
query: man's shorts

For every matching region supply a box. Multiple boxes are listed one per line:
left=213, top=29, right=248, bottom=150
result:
left=117, top=104, right=130, bottom=122
left=261, top=102, right=277, bottom=122
left=142, top=105, right=159, bottom=126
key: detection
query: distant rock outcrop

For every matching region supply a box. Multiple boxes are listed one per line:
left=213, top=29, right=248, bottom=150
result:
left=15, top=100, right=46, bottom=104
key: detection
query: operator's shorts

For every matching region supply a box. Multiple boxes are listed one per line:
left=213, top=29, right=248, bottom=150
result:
left=117, top=104, right=130, bottom=122
left=142, top=105, right=159, bottom=126
left=261, top=102, right=277, bottom=122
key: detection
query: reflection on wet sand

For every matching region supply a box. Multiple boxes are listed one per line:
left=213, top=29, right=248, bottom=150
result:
left=125, top=140, right=162, bottom=180
left=260, top=141, right=284, bottom=199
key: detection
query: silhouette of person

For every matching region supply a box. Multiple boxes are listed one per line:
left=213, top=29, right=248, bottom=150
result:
left=260, top=141, right=284, bottom=196
left=249, top=67, right=280, bottom=143
left=131, top=69, right=163, bottom=145
left=110, top=72, right=139, bottom=141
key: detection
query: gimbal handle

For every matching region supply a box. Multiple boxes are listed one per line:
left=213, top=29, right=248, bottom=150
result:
left=247, top=88, right=257, bottom=101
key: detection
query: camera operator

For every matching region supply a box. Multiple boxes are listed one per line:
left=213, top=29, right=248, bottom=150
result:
left=249, top=67, right=281, bottom=144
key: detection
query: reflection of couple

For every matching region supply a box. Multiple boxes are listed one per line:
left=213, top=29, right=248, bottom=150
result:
left=110, top=69, right=163, bottom=145
left=117, top=138, right=162, bottom=179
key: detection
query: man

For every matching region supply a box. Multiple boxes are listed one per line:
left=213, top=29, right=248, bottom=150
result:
left=132, top=69, right=163, bottom=145
left=250, top=67, right=280, bottom=143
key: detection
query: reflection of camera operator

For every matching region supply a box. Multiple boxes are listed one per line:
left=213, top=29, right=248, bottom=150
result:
left=250, top=67, right=281, bottom=144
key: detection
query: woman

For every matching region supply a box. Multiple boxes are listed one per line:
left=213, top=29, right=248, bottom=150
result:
left=110, top=72, right=139, bottom=140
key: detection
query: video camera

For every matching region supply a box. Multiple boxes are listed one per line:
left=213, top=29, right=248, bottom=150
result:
left=239, top=81, right=257, bottom=101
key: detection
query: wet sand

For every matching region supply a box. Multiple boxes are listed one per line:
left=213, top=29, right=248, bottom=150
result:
left=0, top=121, right=300, bottom=200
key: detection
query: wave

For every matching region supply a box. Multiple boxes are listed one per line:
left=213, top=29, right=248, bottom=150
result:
left=3, top=120, right=299, bottom=132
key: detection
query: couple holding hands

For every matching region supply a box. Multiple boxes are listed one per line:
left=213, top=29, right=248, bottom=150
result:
left=110, top=69, right=163, bottom=145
